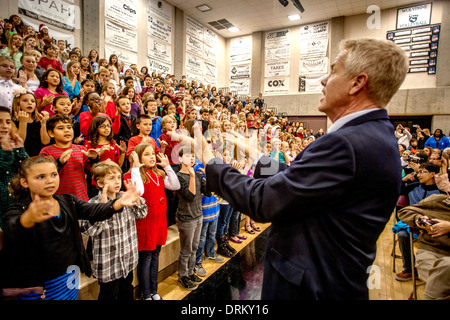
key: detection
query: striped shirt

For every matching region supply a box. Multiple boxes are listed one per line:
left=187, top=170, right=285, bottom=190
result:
left=80, top=192, right=147, bottom=283
left=39, top=144, right=90, bottom=201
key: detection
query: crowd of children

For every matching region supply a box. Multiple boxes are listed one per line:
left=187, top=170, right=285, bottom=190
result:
left=0, top=15, right=324, bottom=301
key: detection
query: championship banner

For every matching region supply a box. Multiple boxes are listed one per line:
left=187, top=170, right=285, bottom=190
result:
left=265, top=61, right=290, bottom=77
left=104, top=44, right=137, bottom=69
left=299, top=75, right=326, bottom=92
left=147, top=10, right=172, bottom=44
left=149, top=0, right=173, bottom=24
left=264, top=78, right=289, bottom=94
left=265, top=29, right=290, bottom=48
left=299, top=57, right=328, bottom=75
left=186, top=35, right=203, bottom=57
left=105, top=20, right=137, bottom=53
left=300, top=21, right=329, bottom=40
left=230, top=79, right=250, bottom=95
left=18, top=0, right=77, bottom=31
left=148, top=38, right=172, bottom=64
left=300, top=38, right=328, bottom=58
left=230, top=64, right=251, bottom=79
left=104, top=0, right=138, bottom=30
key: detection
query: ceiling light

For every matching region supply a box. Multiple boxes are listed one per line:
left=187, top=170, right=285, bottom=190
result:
left=196, top=4, right=211, bottom=12
left=288, top=14, right=301, bottom=21
left=228, top=27, right=240, bottom=32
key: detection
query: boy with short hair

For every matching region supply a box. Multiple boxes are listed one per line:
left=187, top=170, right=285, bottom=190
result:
left=80, top=159, right=147, bottom=300
left=199, top=107, right=209, bottom=134
left=175, top=146, right=212, bottom=290
left=144, top=98, right=162, bottom=148
left=39, top=115, right=100, bottom=201
left=38, top=43, right=64, bottom=73
left=126, top=113, right=161, bottom=161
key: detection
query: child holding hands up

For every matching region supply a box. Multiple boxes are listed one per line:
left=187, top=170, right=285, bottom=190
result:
left=80, top=160, right=147, bottom=300
left=1, top=155, right=141, bottom=300
left=124, top=145, right=180, bottom=300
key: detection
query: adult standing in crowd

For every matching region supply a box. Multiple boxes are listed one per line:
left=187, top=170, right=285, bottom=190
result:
left=425, top=129, right=450, bottom=151
left=179, top=38, right=409, bottom=299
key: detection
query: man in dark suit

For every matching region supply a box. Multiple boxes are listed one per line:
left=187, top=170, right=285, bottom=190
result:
left=170, top=38, right=409, bottom=299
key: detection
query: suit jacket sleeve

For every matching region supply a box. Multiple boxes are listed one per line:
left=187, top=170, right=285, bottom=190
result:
left=205, top=133, right=356, bottom=223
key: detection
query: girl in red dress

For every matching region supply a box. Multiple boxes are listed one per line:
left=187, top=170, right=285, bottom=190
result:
left=124, top=144, right=180, bottom=300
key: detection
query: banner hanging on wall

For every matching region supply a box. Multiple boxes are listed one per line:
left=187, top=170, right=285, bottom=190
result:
left=186, top=35, right=203, bottom=57
left=146, top=10, right=172, bottom=44
left=186, top=17, right=204, bottom=40
left=148, top=38, right=172, bottom=64
left=148, top=59, right=172, bottom=77
left=230, top=79, right=250, bottom=95
left=300, top=38, right=328, bottom=58
left=104, top=0, right=138, bottom=30
left=265, top=61, right=290, bottom=77
left=230, top=64, right=251, bottom=79
left=265, top=29, right=291, bottom=48
left=230, top=37, right=252, bottom=65
left=299, top=75, right=326, bottom=92
left=105, top=44, right=137, bottom=69
left=265, top=46, right=290, bottom=62
left=105, top=20, right=138, bottom=53
left=149, top=0, right=173, bottom=24
left=185, top=53, right=202, bottom=74
left=299, top=57, right=328, bottom=75
left=300, top=21, right=329, bottom=40
left=18, top=0, right=77, bottom=31
left=264, top=78, right=290, bottom=94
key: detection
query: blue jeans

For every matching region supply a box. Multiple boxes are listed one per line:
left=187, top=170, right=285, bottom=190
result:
left=217, top=204, right=233, bottom=237
left=229, top=207, right=241, bottom=237
left=196, top=218, right=219, bottom=264
left=137, top=246, right=162, bottom=299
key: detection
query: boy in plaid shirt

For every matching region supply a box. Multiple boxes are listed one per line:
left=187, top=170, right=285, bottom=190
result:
left=80, top=159, right=147, bottom=300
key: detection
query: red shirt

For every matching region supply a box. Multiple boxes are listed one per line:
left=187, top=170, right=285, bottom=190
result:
left=38, top=57, right=64, bottom=74
left=39, top=144, right=90, bottom=201
left=126, top=135, right=160, bottom=158
left=79, top=111, right=121, bottom=138
left=84, top=141, right=121, bottom=164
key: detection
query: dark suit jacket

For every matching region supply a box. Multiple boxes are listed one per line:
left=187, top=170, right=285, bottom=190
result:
left=205, top=109, right=401, bottom=299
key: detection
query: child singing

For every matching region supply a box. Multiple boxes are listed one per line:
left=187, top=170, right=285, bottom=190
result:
left=1, top=155, right=141, bottom=300
left=124, top=144, right=180, bottom=300
left=80, top=160, right=147, bottom=300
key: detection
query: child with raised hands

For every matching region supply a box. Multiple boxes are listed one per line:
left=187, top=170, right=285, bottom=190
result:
left=80, top=160, right=147, bottom=300
left=39, top=115, right=103, bottom=201
left=84, top=115, right=126, bottom=198
left=124, top=145, right=180, bottom=300
left=11, top=88, right=50, bottom=156
left=1, top=155, right=141, bottom=300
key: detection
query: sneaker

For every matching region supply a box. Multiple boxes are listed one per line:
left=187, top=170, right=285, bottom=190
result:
left=151, top=293, right=163, bottom=300
left=395, top=270, right=413, bottom=282
left=205, top=254, right=225, bottom=263
left=178, top=276, right=198, bottom=290
left=194, top=263, right=207, bottom=277
left=189, top=273, right=203, bottom=283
